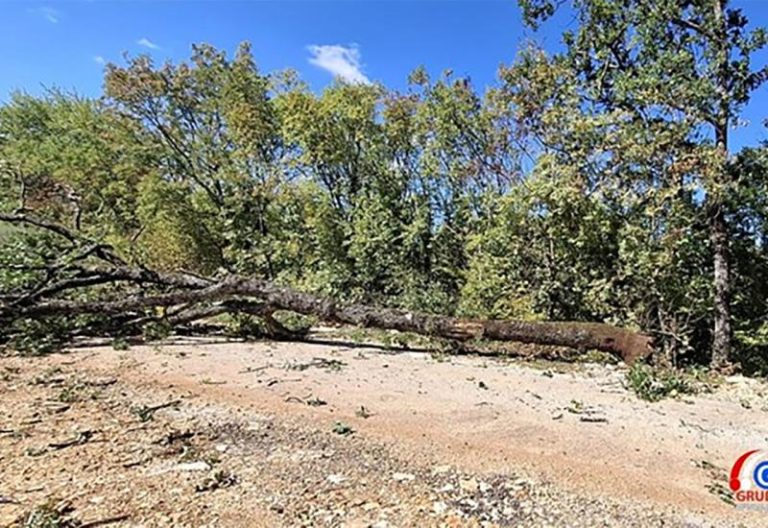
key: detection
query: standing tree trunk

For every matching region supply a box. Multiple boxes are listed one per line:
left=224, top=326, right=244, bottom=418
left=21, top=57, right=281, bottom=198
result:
left=711, top=203, right=732, bottom=368
left=710, top=0, right=732, bottom=369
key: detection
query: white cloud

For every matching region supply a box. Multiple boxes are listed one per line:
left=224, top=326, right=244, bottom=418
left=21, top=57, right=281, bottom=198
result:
left=137, top=37, right=161, bottom=50
left=30, top=6, right=59, bottom=23
left=307, top=44, right=370, bottom=84
left=94, top=56, right=106, bottom=65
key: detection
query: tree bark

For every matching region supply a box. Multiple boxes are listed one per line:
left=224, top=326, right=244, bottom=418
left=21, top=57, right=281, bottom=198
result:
left=710, top=202, right=732, bottom=368
left=236, top=279, right=652, bottom=363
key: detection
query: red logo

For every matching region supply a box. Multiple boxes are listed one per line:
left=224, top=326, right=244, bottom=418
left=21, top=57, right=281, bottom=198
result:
left=730, top=450, right=768, bottom=506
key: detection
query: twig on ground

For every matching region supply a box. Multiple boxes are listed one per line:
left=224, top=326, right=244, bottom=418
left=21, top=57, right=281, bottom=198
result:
left=201, top=379, right=227, bottom=385
left=264, top=377, right=302, bottom=387
left=49, top=430, right=95, bottom=450
left=355, top=406, right=373, bottom=419
left=133, top=399, right=181, bottom=422
left=79, top=513, right=131, bottom=528
left=238, top=365, right=270, bottom=374
left=680, top=418, right=716, bottom=434
left=155, top=429, right=195, bottom=446
left=84, top=378, right=117, bottom=387
left=579, top=416, right=608, bottom=423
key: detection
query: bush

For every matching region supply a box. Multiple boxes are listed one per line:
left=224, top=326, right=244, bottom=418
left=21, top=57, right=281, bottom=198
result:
left=228, top=314, right=266, bottom=338
left=735, top=324, right=768, bottom=377
left=271, top=311, right=315, bottom=335
left=142, top=321, right=172, bottom=342
left=625, top=364, right=697, bottom=402
left=3, top=319, right=67, bottom=356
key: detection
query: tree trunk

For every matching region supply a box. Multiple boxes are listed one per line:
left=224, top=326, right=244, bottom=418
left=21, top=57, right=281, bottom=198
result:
left=711, top=203, right=732, bottom=368
left=710, top=0, right=733, bottom=369
left=237, top=280, right=653, bottom=364
left=5, top=269, right=653, bottom=364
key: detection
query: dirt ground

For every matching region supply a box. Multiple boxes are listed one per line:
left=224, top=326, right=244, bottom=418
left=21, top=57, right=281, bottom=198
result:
left=1, top=334, right=766, bottom=527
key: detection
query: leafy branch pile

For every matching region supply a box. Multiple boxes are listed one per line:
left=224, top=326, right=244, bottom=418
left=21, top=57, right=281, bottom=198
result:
left=2, top=1, right=768, bottom=373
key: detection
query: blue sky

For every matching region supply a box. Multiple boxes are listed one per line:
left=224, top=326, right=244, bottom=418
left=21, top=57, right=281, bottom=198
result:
left=2, top=0, right=767, bottom=149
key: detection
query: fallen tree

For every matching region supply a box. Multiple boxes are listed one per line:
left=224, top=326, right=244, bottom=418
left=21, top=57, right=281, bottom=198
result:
left=0, top=213, right=653, bottom=364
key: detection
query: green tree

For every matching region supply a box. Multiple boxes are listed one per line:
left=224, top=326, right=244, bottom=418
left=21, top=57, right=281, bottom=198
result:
left=518, top=0, right=768, bottom=367
left=104, top=42, right=286, bottom=276
left=0, top=90, right=146, bottom=245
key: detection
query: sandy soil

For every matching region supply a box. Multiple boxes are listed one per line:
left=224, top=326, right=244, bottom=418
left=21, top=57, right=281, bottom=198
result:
left=1, top=335, right=766, bottom=527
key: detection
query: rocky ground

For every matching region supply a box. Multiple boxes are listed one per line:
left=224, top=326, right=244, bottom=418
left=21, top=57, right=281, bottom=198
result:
left=0, top=335, right=766, bottom=527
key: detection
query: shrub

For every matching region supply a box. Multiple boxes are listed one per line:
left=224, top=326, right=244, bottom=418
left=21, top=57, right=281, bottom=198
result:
left=625, top=364, right=697, bottom=402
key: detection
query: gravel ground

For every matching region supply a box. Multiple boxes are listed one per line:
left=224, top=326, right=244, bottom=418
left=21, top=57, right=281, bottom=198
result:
left=0, top=339, right=764, bottom=527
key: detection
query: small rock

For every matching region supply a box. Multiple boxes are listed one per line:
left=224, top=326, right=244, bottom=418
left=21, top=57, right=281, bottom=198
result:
left=174, top=461, right=211, bottom=472
left=392, top=472, right=415, bottom=483
left=459, top=478, right=478, bottom=493
left=479, top=481, right=492, bottom=493
left=326, top=474, right=346, bottom=485
left=512, top=477, right=530, bottom=487
left=432, top=501, right=448, bottom=515
left=432, top=464, right=452, bottom=474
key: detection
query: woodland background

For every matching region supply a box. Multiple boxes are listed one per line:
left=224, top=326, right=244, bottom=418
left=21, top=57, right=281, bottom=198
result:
left=2, top=0, right=768, bottom=374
